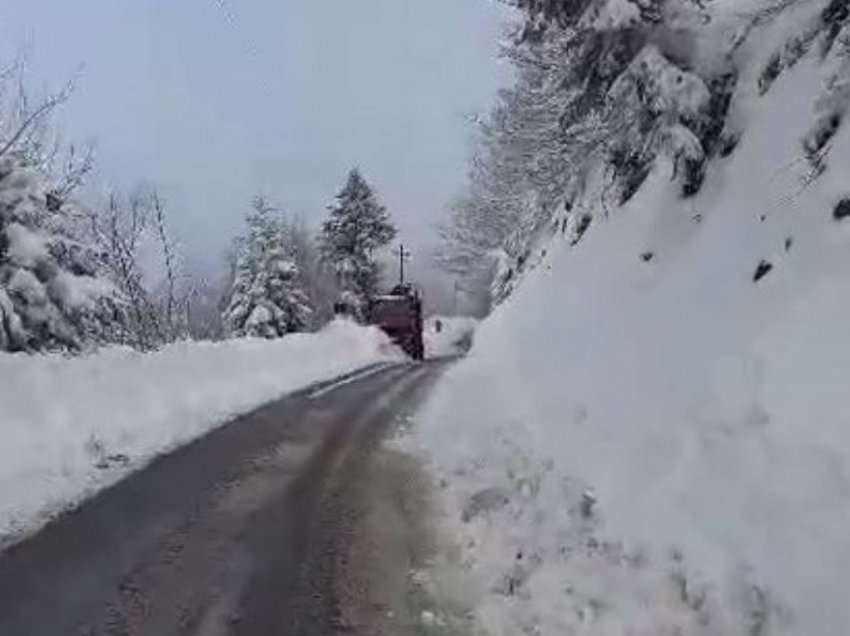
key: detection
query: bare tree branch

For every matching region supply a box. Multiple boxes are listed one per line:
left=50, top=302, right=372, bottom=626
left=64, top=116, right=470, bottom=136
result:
left=0, top=78, right=73, bottom=158
left=152, top=191, right=178, bottom=338
left=52, top=143, right=95, bottom=200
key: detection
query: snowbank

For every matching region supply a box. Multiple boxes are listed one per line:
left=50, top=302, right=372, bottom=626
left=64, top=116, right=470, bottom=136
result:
left=424, top=316, right=478, bottom=359
left=0, top=319, right=401, bottom=545
left=404, top=7, right=850, bottom=636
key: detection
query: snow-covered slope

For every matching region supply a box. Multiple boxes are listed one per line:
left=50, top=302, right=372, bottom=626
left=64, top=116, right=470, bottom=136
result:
left=424, top=316, right=478, bottom=358
left=0, top=319, right=401, bottom=546
left=406, top=3, right=850, bottom=635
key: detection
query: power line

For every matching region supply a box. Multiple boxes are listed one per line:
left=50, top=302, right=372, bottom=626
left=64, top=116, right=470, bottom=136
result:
left=395, top=244, right=412, bottom=286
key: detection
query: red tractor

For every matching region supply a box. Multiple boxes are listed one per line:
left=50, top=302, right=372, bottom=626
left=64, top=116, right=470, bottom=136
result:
left=368, top=284, right=425, bottom=360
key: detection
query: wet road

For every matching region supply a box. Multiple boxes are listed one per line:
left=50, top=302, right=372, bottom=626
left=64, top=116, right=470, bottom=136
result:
left=0, top=360, right=451, bottom=635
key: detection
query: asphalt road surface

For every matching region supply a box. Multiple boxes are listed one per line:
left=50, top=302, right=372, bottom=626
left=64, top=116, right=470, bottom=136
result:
left=0, top=360, right=452, bottom=636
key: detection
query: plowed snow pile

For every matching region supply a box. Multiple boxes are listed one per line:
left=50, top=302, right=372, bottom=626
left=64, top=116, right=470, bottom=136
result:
left=0, top=319, right=401, bottom=545
left=405, top=3, right=850, bottom=634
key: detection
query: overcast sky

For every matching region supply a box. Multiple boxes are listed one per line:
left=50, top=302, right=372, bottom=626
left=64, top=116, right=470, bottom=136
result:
left=0, top=0, right=511, bottom=287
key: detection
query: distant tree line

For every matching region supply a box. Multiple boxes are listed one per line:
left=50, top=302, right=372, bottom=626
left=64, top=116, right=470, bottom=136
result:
left=219, top=170, right=396, bottom=340
left=0, top=55, right=397, bottom=353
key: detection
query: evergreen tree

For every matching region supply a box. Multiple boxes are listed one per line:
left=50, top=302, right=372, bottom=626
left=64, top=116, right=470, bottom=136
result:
left=0, top=154, right=127, bottom=352
left=222, top=196, right=313, bottom=338
left=318, top=169, right=396, bottom=314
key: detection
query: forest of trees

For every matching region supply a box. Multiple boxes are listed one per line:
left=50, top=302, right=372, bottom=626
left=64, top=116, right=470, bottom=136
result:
left=0, top=58, right=398, bottom=354
left=440, top=0, right=743, bottom=302
left=218, top=169, right=397, bottom=340
left=440, top=0, right=850, bottom=302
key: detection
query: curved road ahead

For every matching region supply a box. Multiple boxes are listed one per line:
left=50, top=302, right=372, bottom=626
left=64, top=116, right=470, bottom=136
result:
left=0, top=360, right=451, bottom=636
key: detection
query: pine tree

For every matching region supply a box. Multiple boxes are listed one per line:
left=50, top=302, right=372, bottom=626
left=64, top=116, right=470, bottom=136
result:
left=319, top=169, right=396, bottom=315
left=0, top=154, right=127, bottom=352
left=222, top=196, right=313, bottom=339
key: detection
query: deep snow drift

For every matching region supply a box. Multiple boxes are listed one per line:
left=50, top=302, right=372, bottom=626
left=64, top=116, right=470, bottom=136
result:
left=405, top=4, right=850, bottom=635
left=0, top=319, right=401, bottom=546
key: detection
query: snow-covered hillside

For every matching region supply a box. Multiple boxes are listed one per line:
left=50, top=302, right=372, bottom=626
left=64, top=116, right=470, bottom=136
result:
left=424, top=316, right=478, bottom=358
left=407, top=2, right=850, bottom=634
left=0, top=320, right=401, bottom=547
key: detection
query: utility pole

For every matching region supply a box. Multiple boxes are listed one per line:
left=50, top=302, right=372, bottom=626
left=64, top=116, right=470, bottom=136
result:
left=396, top=244, right=411, bottom=286
left=452, top=280, right=457, bottom=315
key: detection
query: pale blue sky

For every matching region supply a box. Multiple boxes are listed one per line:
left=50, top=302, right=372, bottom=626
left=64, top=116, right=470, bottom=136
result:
left=0, top=0, right=511, bottom=280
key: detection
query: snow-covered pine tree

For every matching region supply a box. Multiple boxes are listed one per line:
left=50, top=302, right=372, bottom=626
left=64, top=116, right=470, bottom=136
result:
left=318, top=168, right=396, bottom=316
left=222, top=196, right=313, bottom=339
left=0, top=154, right=127, bottom=352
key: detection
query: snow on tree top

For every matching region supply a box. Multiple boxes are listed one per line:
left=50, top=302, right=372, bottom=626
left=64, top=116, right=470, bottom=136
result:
left=0, top=154, right=126, bottom=352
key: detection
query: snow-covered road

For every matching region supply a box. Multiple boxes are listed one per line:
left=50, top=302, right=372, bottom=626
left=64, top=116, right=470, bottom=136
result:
left=0, top=360, right=451, bottom=636
left=0, top=319, right=402, bottom=546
